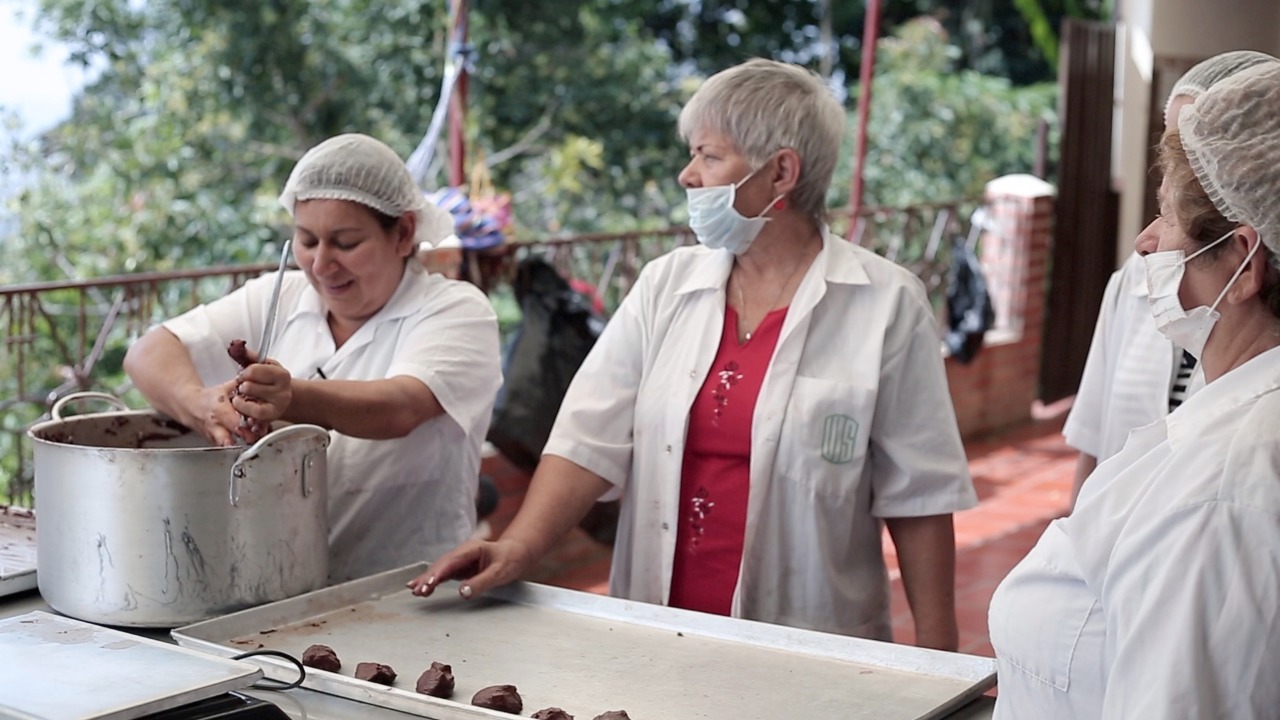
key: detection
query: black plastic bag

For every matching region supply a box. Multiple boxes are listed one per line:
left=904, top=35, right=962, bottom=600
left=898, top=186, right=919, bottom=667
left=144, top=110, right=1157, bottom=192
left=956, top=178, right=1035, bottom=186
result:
left=944, top=236, right=996, bottom=364
left=487, top=256, right=605, bottom=473
left=488, top=257, right=621, bottom=544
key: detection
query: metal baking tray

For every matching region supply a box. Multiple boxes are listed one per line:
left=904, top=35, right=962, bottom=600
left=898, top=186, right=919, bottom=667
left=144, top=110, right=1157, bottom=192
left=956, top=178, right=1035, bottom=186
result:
left=0, top=508, right=37, bottom=598
left=0, top=610, right=262, bottom=720
left=174, top=564, right=995, bottom=720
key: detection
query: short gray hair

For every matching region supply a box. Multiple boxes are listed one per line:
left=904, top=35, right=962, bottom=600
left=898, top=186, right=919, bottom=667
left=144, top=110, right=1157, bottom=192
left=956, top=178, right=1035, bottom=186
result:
left=678, top=58, right=845, bottom=224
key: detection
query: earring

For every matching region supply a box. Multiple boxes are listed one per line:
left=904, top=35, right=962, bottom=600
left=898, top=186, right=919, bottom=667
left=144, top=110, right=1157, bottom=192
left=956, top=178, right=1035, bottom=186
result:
left=774, top=198, right=786, bottom=211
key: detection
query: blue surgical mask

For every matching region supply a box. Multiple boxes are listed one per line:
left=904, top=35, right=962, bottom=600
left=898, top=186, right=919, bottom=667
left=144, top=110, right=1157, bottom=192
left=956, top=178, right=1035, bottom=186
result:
left=686, top=164, right=784, bottom=255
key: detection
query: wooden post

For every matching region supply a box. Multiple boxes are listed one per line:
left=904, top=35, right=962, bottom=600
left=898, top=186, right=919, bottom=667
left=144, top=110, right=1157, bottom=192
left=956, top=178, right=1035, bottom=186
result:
left=849, top=0, right=882, bottom=222
left=448, top=0, right=469, bottom=188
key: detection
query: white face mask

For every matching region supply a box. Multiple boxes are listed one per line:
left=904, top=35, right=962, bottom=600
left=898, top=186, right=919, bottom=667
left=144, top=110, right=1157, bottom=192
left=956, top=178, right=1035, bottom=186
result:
left=686, top=163, right=784, bottom=255
left=1143, top=229, right=1260, bottom=360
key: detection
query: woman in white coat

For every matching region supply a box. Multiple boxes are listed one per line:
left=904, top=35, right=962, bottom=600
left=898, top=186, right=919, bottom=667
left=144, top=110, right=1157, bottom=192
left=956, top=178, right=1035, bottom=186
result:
left=1063, top=50, right=1278, bottom=506
left=990, top=62, right=1280, bottom=717
left=411, top=59, right=976, bottom=650
left=124, top=134, right=503, bottom=582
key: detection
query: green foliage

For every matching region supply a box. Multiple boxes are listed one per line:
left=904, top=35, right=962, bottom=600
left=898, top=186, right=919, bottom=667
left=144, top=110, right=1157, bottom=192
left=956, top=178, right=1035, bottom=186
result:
left=1011, top=0, right=1061, bottom=67
left=883, top=0, right=1110, bottom=85
left=467, top=4, right=688, bottom=235
left=0, top=0, right=1099, bottom=284
left=3, top=0, right=691, bottom=282
left=832, top=17, right=1059, bottom=212
left=611, top=0, right=1105, bottom=88
left=613, top=0, right=850, bottom=74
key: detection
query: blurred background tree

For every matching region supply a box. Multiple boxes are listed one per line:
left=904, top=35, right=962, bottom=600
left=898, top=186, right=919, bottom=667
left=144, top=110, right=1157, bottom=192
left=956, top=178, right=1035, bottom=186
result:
left=832, top=16, right=1058, bottom=213
left=1, top=0, right=1103, bottom=284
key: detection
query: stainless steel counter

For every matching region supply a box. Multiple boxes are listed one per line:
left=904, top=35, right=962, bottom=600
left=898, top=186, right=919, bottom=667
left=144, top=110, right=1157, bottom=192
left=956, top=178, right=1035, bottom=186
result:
left=0, top=589, right=995, bottom=720
left=0, top=589, right=423, bottom=719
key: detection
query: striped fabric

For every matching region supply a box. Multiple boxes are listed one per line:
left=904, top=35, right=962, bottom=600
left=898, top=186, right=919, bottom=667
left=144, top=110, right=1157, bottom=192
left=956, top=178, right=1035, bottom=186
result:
left=1168, top=350, right=1197, bottom=410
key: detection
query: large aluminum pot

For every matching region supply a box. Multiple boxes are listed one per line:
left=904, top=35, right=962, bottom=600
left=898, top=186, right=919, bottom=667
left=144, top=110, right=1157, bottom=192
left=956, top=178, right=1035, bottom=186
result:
left=28, top=392, right=330, bottom=627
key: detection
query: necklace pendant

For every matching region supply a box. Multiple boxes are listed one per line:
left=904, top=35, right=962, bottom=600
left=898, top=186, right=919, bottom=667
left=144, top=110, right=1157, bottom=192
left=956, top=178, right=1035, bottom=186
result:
left=745, top=331, right=752, bottom=341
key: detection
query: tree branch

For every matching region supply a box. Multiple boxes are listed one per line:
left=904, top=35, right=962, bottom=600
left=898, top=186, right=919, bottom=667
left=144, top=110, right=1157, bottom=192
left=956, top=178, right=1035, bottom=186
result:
left=485, top=103, right=558, bottom=168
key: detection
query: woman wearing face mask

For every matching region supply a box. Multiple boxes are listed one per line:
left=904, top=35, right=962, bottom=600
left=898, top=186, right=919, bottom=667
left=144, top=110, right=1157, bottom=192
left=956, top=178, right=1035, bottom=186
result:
left=410, top=59, right=977, bottom=649
left=1063, top=50, right=1279, bottom=508
left=988, top=62, right=1280, bottom=718
left=124, top=134, right=503, bottom=583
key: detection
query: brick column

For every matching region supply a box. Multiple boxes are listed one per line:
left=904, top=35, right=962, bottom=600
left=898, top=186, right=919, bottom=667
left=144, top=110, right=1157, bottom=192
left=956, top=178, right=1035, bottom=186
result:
left=945, top=174, right=1056, bottom=439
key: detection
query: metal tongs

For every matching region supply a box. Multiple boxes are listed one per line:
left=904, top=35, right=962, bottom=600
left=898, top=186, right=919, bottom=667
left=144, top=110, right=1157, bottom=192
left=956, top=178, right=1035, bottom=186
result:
left=240, top=242, right=292, bottom=430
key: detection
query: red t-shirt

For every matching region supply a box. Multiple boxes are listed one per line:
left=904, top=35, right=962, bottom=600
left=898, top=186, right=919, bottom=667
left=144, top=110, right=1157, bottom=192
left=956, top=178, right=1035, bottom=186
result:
left=668, top=303, right=787, bottom=616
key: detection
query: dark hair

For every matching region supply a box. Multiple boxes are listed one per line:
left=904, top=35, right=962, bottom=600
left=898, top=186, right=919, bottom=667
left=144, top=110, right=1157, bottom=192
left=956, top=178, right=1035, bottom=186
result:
left=365, top=206, right=401, bottom=233
left=1160, top=127, right=1280, bottom=318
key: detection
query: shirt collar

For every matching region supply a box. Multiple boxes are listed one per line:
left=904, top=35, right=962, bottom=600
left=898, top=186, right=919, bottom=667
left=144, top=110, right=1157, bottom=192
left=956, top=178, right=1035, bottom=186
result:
left=818, top=227, right=873, bottom=286
left=288, top=262, right=425, bottom=324
left=1166, top=344, right=1280, bottom=446
left=376, top=262, right=432, bottom=321
left=672, top=227, right=871, bottom=296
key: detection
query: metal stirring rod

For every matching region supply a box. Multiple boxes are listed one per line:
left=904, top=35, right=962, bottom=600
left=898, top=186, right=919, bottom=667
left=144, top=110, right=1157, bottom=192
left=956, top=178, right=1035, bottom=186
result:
left=240, top=241, right=292, bottom=430
left=258, top=241, right=292, bottom=362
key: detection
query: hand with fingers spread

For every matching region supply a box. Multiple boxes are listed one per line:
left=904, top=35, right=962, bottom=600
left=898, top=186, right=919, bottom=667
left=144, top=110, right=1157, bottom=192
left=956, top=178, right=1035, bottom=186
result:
left=407, top=538, right=535, bottom=600
left=182, top=381, right=254, bottom=447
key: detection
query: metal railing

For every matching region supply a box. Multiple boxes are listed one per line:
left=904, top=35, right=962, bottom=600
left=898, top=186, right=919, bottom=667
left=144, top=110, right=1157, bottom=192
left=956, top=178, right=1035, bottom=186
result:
left=1, top=200, right=977, bottom=506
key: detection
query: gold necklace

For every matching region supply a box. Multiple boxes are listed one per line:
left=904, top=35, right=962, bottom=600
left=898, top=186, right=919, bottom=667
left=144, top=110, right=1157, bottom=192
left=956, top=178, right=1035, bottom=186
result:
left=734, top=258, right=808, bottom=341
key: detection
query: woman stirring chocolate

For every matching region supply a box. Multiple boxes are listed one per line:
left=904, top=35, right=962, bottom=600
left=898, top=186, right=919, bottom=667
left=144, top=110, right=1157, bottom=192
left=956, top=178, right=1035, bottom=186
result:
left=125, top=134, right=502, bottom=582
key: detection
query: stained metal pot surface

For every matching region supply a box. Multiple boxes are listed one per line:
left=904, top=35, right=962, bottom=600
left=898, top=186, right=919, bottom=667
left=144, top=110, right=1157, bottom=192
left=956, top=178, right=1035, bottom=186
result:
left=28, top=393, right=330, bottom=627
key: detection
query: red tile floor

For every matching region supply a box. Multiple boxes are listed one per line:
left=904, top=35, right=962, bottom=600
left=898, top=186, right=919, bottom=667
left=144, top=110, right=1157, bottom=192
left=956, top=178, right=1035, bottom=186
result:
left=476, top=407, right=1077, bottom=659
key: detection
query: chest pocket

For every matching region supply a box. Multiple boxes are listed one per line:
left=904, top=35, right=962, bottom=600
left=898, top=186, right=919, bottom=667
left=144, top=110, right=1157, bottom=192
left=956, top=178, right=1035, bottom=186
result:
left=774, top=377, right=875, bottom=498
left=988, top=523, right=1100, bottom=692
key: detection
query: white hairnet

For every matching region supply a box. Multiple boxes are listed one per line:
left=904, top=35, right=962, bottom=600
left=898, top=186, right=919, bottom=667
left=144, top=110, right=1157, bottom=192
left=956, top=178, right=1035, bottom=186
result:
left=278, top=133, right=455, bottom=249
left=1179, top=62, right=1280, bottom=254
left=1164, top=50, right=1279, bottom=123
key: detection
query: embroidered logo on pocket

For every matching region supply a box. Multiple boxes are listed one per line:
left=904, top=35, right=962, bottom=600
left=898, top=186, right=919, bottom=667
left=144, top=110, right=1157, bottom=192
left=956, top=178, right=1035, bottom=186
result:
left=820, top=414, right=859, bottom=464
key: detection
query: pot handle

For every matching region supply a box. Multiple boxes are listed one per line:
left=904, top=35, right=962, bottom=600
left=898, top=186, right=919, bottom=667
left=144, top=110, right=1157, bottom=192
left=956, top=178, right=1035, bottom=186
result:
left=301, top=448, right=324, bottom=498
left=229, top=424, right=330, bottom=507
left=51, top=391, right=130, bottom=420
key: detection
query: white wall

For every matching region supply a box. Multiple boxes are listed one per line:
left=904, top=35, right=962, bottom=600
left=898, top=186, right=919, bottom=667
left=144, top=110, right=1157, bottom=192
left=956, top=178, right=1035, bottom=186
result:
left=1113, top=0, right=1280, bottom=264
left=1151, top=0, right=1280, bottom=56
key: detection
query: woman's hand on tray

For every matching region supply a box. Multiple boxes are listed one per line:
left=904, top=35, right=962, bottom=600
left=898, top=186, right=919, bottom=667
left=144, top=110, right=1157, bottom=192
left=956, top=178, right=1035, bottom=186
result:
left=407, top=538, right=534, bottom=599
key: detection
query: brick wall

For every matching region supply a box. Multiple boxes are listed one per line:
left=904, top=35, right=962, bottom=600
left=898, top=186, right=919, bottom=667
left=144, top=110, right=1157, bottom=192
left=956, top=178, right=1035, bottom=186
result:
left=945, top=174, right=1056, bottom=439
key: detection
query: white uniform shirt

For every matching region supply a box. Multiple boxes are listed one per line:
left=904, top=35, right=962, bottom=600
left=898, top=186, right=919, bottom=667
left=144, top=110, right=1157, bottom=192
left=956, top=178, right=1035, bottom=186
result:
left=164, top=263, right=502, bottom=582
left=1063, top=253, right=1181, bottom=462
left=990, top=344, right=1280, bottom=719
left=544, top=231, right=977, bottom=639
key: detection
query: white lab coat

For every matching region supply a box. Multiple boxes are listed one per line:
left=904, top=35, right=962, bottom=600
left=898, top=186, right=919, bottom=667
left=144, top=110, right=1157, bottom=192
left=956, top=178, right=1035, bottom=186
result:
left=164, top=262, right=502, bottom=582
left=544, top=231, right=976, bottom=639
left=990, top=344, right=1280, bottom=718
left=1062, top=253, right=1181, bottom=462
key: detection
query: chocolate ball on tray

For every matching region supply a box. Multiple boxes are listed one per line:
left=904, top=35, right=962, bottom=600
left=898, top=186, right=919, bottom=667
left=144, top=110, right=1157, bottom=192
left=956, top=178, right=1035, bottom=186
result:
left=355, top=662, right=397, bottom=685
left=471, top=684, right=523, bottom=714
left=415, top=661, right=455, bottom=698
left=300, top=644, right=340, bottom=672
